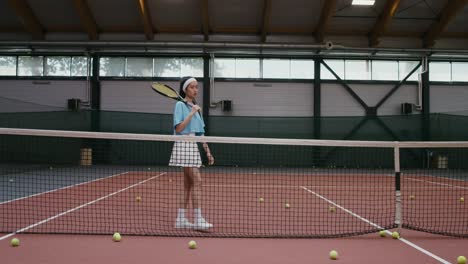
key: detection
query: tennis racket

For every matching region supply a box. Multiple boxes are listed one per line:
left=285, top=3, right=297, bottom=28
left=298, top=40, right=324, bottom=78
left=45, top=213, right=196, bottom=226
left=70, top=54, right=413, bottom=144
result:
left=151, top=82, right=201, bottom=112
left=151, top=82, right=186, bottom=103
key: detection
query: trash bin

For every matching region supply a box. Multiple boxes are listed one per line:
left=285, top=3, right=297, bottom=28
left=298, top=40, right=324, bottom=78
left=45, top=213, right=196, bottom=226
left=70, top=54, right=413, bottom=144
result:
left=80, top=148, right=92, bottom=166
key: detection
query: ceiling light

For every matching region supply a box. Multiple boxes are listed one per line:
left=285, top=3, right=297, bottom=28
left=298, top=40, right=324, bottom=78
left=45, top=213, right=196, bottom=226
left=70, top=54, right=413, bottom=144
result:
left=352, top=0, right=375, bottom=5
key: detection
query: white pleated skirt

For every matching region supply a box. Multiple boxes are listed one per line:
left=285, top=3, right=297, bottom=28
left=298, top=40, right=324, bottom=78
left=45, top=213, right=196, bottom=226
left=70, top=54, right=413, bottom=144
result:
left=168, top=140, right=202, bottom=168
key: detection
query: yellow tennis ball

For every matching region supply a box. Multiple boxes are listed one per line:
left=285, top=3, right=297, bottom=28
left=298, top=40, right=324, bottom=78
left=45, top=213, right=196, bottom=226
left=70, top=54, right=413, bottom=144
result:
left=188, top=240, right=197, bottom=249
left=259, top=197, right=264, bottom=203
left=10, top=238, right=20, bottom=247
left=379, top=230, right=386, bottom=237
left=329, top=250, right=338, bottom=260
left=460, top=197, right=465, bottom=203
left=112, top=232, right=121, bottom=242
left=285, top=203, right=290, bottom=209
left=391, top=231, right=400, bottom=239
left=136, top=196, right=141, bottom=202
left=329, top=206, right=336, bottom=213
left=457, top=256, right=467, bottom=264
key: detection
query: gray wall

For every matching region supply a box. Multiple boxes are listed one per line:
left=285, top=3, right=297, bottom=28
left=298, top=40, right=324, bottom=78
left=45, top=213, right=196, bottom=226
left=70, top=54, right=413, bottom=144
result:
left=0, top=80, right=88, bottom=112
left=321, top=83, right=419, bottom=116
left=1, top=79, right=468, bottom=117
left=100, top=80, right=204, bottom=114
left=431, top=84, right=468, bottom=115
left=209, top=82, right=314, bottom=117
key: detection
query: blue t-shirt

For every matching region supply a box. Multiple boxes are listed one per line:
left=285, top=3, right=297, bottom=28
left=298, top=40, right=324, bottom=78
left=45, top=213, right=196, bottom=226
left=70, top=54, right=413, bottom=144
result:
left=173, top=101, right=205, bottom=135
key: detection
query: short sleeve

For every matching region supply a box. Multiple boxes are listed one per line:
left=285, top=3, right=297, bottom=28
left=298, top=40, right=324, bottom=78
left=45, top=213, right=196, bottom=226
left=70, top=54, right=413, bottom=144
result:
left=173, top=102, right=185, bottom=128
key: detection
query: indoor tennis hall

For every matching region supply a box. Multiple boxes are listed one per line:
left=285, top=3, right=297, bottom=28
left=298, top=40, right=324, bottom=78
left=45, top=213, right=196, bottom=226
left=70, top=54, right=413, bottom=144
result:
left=1, top=0, right=468, bottom=263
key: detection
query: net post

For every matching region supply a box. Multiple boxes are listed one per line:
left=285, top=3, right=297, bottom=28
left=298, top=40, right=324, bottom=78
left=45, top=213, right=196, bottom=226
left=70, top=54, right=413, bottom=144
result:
left=394, top=145, right=402, bottom=234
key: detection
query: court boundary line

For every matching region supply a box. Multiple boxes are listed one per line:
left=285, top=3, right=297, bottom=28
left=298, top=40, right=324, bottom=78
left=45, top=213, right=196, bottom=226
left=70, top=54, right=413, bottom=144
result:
left=0, top=172, right=166, bottom=241
left=0, top=171, right=131, bottom=205
left=405, top=176, right=468, bottom=190
left=203, top=183, right=447, bottom=190
left=300, top=186, right=451, bottom=264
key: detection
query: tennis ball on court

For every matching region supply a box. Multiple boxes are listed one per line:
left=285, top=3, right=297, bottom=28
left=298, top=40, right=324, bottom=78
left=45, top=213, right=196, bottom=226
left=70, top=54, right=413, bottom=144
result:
left=112, top=232, right=121, bottom=242
left=188, top=240, right=197, bottom=249
left=391, top=231, right=400, bottom=239
left=329, top=250, right=338, bottom=260
left=457, top=256, right=467, bottom=264
left=259, top=197, right=264, bottom=203
left=379, top=230, right=386, bottom=237
left=10, top=238, right=20, bottom=247
left=409, top=195, right=415, bottom=200
left=285, top=203, right=290, bottom=209
left=147, top=168, right=151, bottom=171
left=9, top=178, right=14, bottom=182
left=136, top=196, right=142, bottom=202
left=329, top=206, right=336, bottom=213
left=460, top=197, right=465, bottom=203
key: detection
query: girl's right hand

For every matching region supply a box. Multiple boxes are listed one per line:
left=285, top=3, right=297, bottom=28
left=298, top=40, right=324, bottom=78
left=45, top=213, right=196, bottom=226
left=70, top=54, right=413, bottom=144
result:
left=191, top=105, right=201, bottom=114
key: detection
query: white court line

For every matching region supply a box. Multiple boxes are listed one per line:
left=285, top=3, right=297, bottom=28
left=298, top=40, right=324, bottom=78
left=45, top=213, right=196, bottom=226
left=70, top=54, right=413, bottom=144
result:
left=203, top=184, right=397, bottom=189
left=0, top=171, right=131, bottom=205
left=0, top=172, right=166, bottom=241
left=405, top=177, right=468, bottom=190
left=301, top=186, right=450, bottom=264
left=204, top=183, right=453, bottom=190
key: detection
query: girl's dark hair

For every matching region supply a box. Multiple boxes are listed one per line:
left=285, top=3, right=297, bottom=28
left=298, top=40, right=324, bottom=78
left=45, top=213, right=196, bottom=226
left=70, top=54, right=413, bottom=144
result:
left=179, top=76, right=194, bottom=99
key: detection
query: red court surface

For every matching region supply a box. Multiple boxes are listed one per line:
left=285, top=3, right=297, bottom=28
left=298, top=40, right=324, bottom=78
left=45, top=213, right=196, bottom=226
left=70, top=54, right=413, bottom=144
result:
left=1, top=169, right=467, bottom=263
left=1, top=229, right=467, bottom=264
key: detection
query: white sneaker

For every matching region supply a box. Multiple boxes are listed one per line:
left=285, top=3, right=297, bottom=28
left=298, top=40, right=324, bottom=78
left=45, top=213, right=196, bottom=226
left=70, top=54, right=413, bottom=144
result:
left=194, top=218, right=213, bottom=230
left=175, top=218, right=194, bottom=229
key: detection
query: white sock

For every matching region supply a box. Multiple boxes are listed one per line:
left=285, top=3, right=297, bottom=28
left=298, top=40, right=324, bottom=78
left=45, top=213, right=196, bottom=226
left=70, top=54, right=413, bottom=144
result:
left=194, top=208, right=202, bottom=220
left=177, top=208, right=186, bottom=219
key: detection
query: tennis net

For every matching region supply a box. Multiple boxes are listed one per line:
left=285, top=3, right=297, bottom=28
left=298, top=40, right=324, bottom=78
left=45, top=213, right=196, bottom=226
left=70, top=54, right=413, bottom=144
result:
left=1, top=128, right=467, bottom=238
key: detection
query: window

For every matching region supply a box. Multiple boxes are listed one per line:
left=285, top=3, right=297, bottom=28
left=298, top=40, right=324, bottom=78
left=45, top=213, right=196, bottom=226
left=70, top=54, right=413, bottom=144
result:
left=263, top=59, right=290, bottom=79
left=321, top=59, right=344, bottom=80
left=45, top=56, right=71, bottom=76
left=429, top=62, right=451, bottom=82
left=127, top=57, right=153, bottom=77
left=236, top=59, right=260, bottom=78
left=100, top=57, right=125, bottom=77
left=18, top=56, right=43, bottom=76
left=180, top=58, right=203, bottom=77
left=372, top=60, right=398, bottom=80
left=398, top=61, right=420, bottom=81
left=290, top=60, right=314, bottom=79
left=154, top=58, right=180, bottom=77
left=0, top=56, right=17, bottom=76
left=345, top=60, right=371, bottom=80
left=71, top=56, right=90, bottom=77
left=451, top=62, right=468, bottom=82
left=214, top=58, right=235, bottom=78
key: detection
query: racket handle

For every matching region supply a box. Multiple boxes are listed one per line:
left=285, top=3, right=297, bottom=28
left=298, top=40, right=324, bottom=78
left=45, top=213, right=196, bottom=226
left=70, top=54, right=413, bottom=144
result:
left=185, top=102, right=202, bottom=113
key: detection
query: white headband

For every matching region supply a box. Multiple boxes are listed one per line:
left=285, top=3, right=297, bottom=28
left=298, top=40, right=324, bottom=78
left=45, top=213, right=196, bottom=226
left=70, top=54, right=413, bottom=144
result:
left=182, top=78, right=197, bottom=92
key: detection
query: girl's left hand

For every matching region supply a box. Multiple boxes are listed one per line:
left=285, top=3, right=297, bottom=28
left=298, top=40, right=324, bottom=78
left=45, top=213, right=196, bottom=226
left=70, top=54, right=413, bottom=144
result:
left=207, top=153, right=215, bottom=165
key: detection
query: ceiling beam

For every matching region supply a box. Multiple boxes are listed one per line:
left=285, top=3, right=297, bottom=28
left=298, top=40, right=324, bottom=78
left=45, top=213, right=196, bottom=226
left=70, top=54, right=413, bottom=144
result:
left=423, top=0, right=468, bottom=48
left=261, top=0, right=272, bottom=42
left=315, top=0, right=337, bottom=43
left=201, top=0, right=210, bottom=41
left=212, top=27, right=258, bottom=34
left=7, top=0, right=44, bottom=39
left=368, top=0, right=401, bottom=47
left=73, top=0, right=99, bottom=40
left=136, top=0, right=154, bottom=40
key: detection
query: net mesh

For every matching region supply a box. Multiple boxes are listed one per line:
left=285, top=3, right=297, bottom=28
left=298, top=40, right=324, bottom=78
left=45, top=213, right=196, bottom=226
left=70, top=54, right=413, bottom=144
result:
left=1, top=128, right=467, bottom=238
